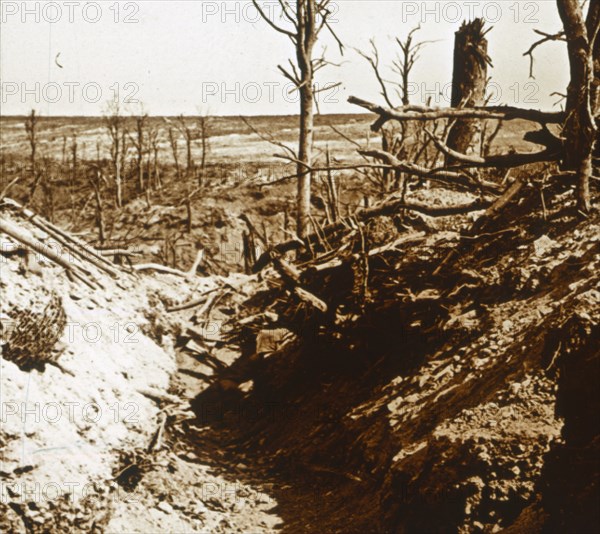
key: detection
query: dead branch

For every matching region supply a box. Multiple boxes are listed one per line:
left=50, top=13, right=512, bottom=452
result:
left=471, top=179, right=525, bottom=233
left=240, top=116, right=298, bottom=160
left=423, top=128, right=562, bottom=168
left=134, top=248, right=204, bottom=280
left=0, top=177, right=21, bottom=201
left=273, top=151, right=500, bottom=194
left=355, top=39, right=395, bottom=108
left=271, top=254, right=328, bottom=313
left=166, top=287, right=221, bottom=313
left=348, top=96, right=565, bottom=130
left=239, top=213, right=269, bottom=248
left=433, top=179, right=525, bottom=275
left=358, top=149, right=502, bottom=194
left=251, top=0, right=295, bottom=38
left=524, top=29, right=566, bottom=78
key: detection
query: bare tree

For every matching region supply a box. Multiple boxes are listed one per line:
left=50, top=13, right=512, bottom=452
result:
left=104, top=101, right=127, bottom=207
left=24, top=109, right=39, bottom=173
left=252, top=0, right=343, bottom=237
left=522, top=0, right=598, bottom=213
left=355, top=28, right=440, bottom=196
left=87, top=164, right=107, bottom=243
left=61, top=135, right=68, bottom=166
left=345, top=3, right=599, bottom=214
left=147, top=122, right=162, bottom=191
left=40, top=156, right=55, bottom=222
left=176, top=115, right=196, bottom=179
left=392, top=26, right=430, bottom=107
left=23, top=110, right=44, bottom=206
left=69, top=132, right=79, bottom=221
left=167, top=125, right=181, bottom=181
left=129, top=112, right=149, bottom=193
left=197, top=114, right=211, bottom=187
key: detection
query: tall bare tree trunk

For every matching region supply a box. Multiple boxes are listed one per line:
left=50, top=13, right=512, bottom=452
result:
left=296, top=0, right=316, bottom=238
left=252, top=0, right=341, bottom=237
left=168, top=127, right=181, bottom=181
left=557, top=0, right=598, bottom=213
left=198, top=115, right=210, bottom=187
left=592, top=5, right=600, bottom=167
left=446, top=19, right=490, bottom=164
left=297, top=83, right=314, bottom=237
left=154, top=147, right=162, bottom=190
left=586, top=0, right=600, bottom=115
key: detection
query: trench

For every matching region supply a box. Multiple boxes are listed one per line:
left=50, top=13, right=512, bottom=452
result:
left=171, top=324, right=390, bottom=534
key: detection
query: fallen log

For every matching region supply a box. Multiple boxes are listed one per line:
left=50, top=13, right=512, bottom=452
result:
left=2, top=197, right=121, bottom=278
left=292, top=287, right=328, bottom=313
left=0, top=217, right=97, bottom=289
left=97, top=249, right=142, bottom=257
left=133, top=263, right=192, bottom=277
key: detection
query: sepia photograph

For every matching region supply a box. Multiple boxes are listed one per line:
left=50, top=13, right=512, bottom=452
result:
left=0, top=1, right=598, bottom=532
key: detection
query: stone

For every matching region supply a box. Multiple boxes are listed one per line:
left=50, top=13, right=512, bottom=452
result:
left=157, top=501, right=174, bottom=514
left=533, top=235, right=559, bottom=257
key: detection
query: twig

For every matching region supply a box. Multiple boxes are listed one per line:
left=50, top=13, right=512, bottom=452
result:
left=523, top=29, right=566, bottom=78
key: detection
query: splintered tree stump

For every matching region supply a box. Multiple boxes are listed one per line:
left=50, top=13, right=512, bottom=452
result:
left=446, top=18, right=491, bottom=164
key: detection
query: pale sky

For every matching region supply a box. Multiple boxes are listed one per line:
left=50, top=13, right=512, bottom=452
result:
left=0, top=0, right=570, bottom=116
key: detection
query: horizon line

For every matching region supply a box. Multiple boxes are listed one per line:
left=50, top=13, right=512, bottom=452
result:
left=0, top=111, right=373, bottom=120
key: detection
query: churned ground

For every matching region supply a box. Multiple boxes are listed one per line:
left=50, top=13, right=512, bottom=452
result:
left=1, top=175, right=598, bottom=532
